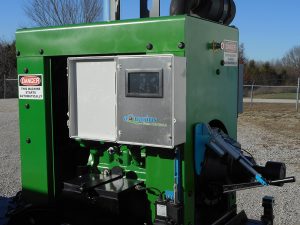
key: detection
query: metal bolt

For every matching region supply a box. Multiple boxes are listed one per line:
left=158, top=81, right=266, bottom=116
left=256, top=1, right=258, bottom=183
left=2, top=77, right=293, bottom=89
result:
left=103, top=169, right=111, bottom=176
left=108, top=147, right=116, bottom=155
left=39, top=49, right=44, bottom=55
left=146, top=43, right=153, bottom=50
left=216, top=69, right=221, bottom=75
left=26, top=138, right=31, bottom=144
left=16, top=51, right=20, bottom=56
left=24, top=68, right=29, bottom=73
left=178, top=42, right=185, bottom=49
left=25, top=104, right=30, bottom=109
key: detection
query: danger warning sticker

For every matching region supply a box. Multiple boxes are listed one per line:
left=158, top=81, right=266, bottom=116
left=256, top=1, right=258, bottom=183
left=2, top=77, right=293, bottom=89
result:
left=222, top=40, right=238, bottom=67
left=19, top=75, right=43, bottom=100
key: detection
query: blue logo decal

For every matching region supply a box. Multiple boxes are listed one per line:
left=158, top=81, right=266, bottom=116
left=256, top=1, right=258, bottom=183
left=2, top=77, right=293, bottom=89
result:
left=123, top=114, right=167, bottom=127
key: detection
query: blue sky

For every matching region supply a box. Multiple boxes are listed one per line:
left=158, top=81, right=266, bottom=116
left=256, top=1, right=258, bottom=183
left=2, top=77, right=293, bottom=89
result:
left=0, top=0, right=299, bottom=61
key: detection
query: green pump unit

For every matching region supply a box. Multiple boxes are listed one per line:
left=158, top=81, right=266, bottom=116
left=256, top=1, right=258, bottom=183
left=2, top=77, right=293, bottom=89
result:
left=1, top=0, right=295, bottom=225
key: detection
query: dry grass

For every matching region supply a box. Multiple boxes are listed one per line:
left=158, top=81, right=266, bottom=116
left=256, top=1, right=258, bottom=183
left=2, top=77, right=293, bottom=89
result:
left=241, top=103, right=300, bottom=142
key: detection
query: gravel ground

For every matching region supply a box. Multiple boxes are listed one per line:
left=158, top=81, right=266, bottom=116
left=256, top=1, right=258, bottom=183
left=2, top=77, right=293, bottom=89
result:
left=0, top=100, right=299, bottom=224
left=0, top=99, right=21, bottom=197
left=237, top=104, right=300, bottom=225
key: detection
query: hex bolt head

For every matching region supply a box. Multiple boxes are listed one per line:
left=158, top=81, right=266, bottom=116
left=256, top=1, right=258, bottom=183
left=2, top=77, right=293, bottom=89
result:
left=26, top=138, right=31, bottom=144
left=39, top=49, right=44, bottom=55
left=24, top=68, right=29, bottom=73
left=178, top=42, right=185, bottom=49
left=16, top=51, right=21, bottom=56
left=216, top=69, right=221, bottom=75
left=146, top=43, right=153, bottom=50
left=25, top=104, right=30, bottom=109
left=108, top=147, right=115, bottom=155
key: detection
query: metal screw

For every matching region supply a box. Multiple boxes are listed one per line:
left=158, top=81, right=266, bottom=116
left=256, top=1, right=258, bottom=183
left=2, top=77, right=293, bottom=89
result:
left=25, top=104, right=30, bottom=109
left=26, top=138, right=31, bottom=144
left=108, top=147, right=116, bottom=155
left=146, top=43, right=153, bottom=50
left=39, top=49, right=44, bottom=55
left=24, top=68, right=29, bottom=73
left=216, top=69, right=221, bottom=75
left=103, top=169, right=111, bottom=176
left=178, top=42, right=185, bottom=49
left=16, top=51, right=20, bottom=56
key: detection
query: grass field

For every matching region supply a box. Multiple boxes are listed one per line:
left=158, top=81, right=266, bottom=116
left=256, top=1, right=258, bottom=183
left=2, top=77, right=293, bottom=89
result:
left=242, top=103, right=300, bottom=139
left=253, top=92, right=297, bottom=99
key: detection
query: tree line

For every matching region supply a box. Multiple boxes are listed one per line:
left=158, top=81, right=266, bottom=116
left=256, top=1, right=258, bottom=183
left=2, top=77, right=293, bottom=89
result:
left=240, top=44, right=300, bottom=85
left=0, top=40, right=17, bottom=98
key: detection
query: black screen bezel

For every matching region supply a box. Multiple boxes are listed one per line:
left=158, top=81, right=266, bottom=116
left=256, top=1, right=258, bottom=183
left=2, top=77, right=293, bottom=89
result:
left=125, top=69, right=163, bottom=98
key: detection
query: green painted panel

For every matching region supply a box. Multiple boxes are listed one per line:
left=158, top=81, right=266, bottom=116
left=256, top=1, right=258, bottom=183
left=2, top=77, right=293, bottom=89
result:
left=16, top=16, right=185, bottom=57
left=146, top=153, right=175, bottom=221
left=183, top=17, right=239, bottom=225
left=18, top=57, right=53, bottom=202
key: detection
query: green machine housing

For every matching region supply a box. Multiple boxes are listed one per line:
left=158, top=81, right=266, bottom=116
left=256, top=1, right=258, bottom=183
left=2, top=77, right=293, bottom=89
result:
left=16, top=15, right=241, bottom=225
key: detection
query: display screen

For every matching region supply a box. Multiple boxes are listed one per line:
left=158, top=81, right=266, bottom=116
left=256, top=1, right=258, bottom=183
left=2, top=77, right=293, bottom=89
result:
left=126, top=71, right=163, bottom=97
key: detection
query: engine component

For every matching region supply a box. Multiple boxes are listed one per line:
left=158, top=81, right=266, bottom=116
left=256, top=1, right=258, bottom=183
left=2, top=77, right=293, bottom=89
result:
left=170, top=0, right=236, bottom=25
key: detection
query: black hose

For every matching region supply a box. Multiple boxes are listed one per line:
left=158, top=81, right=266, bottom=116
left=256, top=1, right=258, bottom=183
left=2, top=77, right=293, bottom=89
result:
left=170, top=0, right=236, bottom=25
left=170, top=0, right=186, bottom=15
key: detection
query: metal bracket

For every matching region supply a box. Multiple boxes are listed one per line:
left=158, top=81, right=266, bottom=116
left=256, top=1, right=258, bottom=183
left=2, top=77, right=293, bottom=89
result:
left=261, top=196, right=275, bottom=225
left=150, top=0, right=161, bottom=17
left=110, top=0, right=120, bottom=20
left=194, top=123, right=210, bottom=176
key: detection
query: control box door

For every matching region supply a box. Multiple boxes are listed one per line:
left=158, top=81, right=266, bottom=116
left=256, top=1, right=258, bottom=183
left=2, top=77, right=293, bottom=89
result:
left=117, top=55, right=174, bottom=148
left=68, top=57, right=117, bottom=142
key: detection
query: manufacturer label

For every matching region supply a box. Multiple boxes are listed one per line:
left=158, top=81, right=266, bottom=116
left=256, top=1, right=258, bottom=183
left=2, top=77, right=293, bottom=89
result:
left=222, top=40, right=238, bottom=67
left=19, top=75, right=43, bottom=100
left=156, top=204, right=167, bottom=217
left=123, top=114, right=167, bottom=127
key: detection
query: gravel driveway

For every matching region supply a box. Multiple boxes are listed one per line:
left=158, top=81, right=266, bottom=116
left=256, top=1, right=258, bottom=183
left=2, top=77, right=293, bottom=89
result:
left=0, top=100, right=299, bottom=224
left=0, top=99, right=20, bottom=197
left=237, top=104, right=300, bottom=225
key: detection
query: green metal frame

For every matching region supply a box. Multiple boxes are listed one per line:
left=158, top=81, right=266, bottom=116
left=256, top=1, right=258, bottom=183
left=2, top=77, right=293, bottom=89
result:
left=16, top=15, right=238, bottom=225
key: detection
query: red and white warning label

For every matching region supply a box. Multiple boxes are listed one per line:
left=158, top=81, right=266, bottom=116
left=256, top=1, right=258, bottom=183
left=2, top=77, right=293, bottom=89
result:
left=19, top=75, right=43, bottom=100
left=222, top=40, right=238, bottom=67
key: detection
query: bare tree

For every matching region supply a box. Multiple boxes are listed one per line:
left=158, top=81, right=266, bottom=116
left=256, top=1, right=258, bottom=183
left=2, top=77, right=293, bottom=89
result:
left=0, top=40, right=17, bottom=98
left=239, top=43, right=247, bottom=64
left=282, top=46, right=300, bottom=78
left=25, top=0, right=103, bottom=27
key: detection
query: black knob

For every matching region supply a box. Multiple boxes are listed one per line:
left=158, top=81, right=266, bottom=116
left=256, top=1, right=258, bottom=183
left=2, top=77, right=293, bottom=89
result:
left=146, top=43, right=153, bottom=50
left=24, top=68, right=29, bottom=73
left=26, top=138, right=31, bottom=144
left=178, top=42, right=185, bottom=49
left=264, top=161, right=286, bottom=185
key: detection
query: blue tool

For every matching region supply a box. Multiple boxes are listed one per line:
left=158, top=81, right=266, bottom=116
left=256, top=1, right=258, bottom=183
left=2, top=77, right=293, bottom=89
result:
left=195, top=123, right=268, bottom=186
